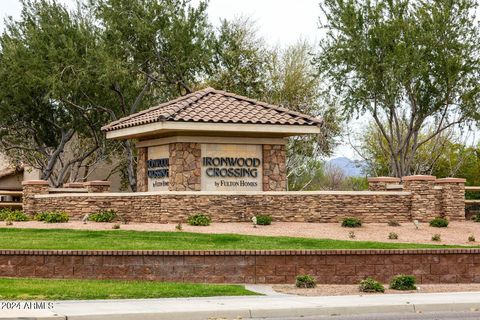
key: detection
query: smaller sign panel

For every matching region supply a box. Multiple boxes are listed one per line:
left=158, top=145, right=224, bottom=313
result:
left=147, top=145, right=169, bottom=191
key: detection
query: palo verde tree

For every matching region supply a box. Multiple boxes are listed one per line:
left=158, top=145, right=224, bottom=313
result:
left=316, top=0, right=480, bottom=177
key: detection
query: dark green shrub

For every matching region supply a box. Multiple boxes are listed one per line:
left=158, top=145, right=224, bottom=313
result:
left=387, top=220, right=401, bottom=227
left=187, top=214, right=211, bottom=226
left=341, top=217, right=362, bottom=228
left=255, top=215, right=272, bottom=225
left=388, top=232, right=398, bottom=240
left=89, top=209, right=117, bottom=222
left=359, top=277, right=385, bottom=293
left=472, top=214, right=480, bottom=222
left=295, top=275, right=316, bottom=288
left=0, top=209, right=28, bottom=221
left=390, top=275, right=416, bottom=290
left=34, top=211, right=69, bottom=223
left=429, top=217, right=449, bottom=228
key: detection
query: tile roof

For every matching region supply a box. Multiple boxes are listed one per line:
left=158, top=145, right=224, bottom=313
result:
left=101, top=87, right=322, bottom=132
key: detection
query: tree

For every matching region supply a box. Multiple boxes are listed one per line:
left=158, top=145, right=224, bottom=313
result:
left=316, top=0, right=480, bottom=177
left=82, top=0, right=216, bottom=191
left=0, top=0, right=110, bottom=187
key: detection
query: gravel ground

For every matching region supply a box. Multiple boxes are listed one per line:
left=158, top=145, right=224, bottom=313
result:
left=273, top=283, right=480, bottom=296
left=5, top=220, right=480, bottom=245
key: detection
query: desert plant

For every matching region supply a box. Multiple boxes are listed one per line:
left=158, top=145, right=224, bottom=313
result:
left=431, top=234, right=441, bottom=241
left=387, top=220, right=401, bottom=227
left=348, top=231, right=356, bottom=239
left=255, top=215, right=272, bottom=225
left=0, top=209, right=28, bottom=221
left=390, top=275, right=416, bottom=290
left=175, top=223, right=183, bottom=231
left=388, top=232, right=398, bottom=240
left=88, top=209, right=117, bottom=222
left=359, top=277, right=385, bottom=293
left=112, top=223, right=120, bottom=229
left=341, top=217, right=362, bottom=228
left=5, top=219, right=13, bottom=226
left=187, top=214, right=211, bottom=226
left=469, top=235, right=476, bottom=242
left=34, top=211, right=69, bottom=223
left=295, top=275, right=316, bottom=288
left=429, top=217, right=449, bottom=228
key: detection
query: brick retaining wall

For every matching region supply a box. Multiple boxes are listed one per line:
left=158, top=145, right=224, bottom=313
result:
left=2, top=249, right=480, bottom=284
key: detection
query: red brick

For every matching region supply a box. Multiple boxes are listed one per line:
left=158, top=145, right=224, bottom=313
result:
left=326, top=255, right=345, bottom=265
left=17, top=265, right=35, bottom=277
left=393, top=264, right=413, bottom=274
left=25, top=256, right=45, bottom=266
left=304, top=256, right=326, bottom=266
left=275, top=265, right=296, bottom=276
left=63, top=256, right=83, bottom=266
left=0, top=265, right=16, bottom=276
left=335, top=264, right=356, bottom=276
left=431, top=264, right=450, bottom=275
left=355, top=265, right=375, bottom=276
left=265, top=256, right=286, bottom=265
left=256, top=265, right=275, bottom=276
left=285, top=256, right=306, bottom=265
left=35, top=265, right=54, bottom=277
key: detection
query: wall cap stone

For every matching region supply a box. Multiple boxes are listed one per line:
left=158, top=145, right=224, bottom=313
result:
left=34, top=190, right=412, bottom=198
left=368, top=177, right=401, bottom=183
left=1, top=248, right=480, bottom=256
left=63, top=182, right=85, bottom=188
left=83, top=180, right=112, bottom=186
left=435, top=178, right=466, bottom=184
left=21, top=180, right=49, bottom=186
left=402, top=175, right=436, bottom=181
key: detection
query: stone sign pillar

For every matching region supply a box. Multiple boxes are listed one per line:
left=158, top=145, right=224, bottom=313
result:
left=367, top=177, right=401, bottom=191
left=136, top=147, right=148, bottom=192
left=435, top=178, right=466, bottom=221
left=22, top=180, right=49, bottom=215
left=262, top=144, right=286, bottom=191
left=402, top=175, right=436, bottom=222
left=169, top=142, right=201, bottom=191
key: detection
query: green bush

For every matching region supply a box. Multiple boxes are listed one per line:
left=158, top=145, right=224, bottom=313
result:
left=295, top=275, right=316, bottom=288
left=390, top=275, right=416, bottom=290
left=255, top=215, right=272, bottom=225
left=89, top=209, right=117, bottom=222
left=359, top=277, right=385, bottom=293
left=472, top=214, right=480, bottom=222
left=34, top=211, right=69, bottom=223
left=187, top=214, right=211, bottom=226
left=387, top=220, right=401, bottom=227
left=0, top=209, right=28, bottom=221
left=429, top=217, right=449, bottom=228
left=341, top=217, right=362, bottom=228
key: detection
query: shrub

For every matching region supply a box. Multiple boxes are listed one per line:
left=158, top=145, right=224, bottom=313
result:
left=472, top=214, right=480, bottom=223
left=187, top=214, right=211, bottom=226
left=359, top=277, right=385, bottom=293
left=175, top=223, right=183, bottom=231
left=390, top=275, right=416, bottom=290
left=431, top=233, right=441, bottom=242
left=469, top=235, right=476, bottom=242
left=112, top=223, right=120, bottom=229
left=341, top=217, right=362, bottom=228
left=89, top=209, right=117, bottom=222
left=295, top=275, right=316, bottom=288
left=255, top=215, right=272, bottom=225
left=348, top=231, right=356, bottom=239
left=34, top=211, right=69, bottom=223
left=5, top=220, right=13, bottom=226
left=0, top=209, right=28, bottom=221
left=429, top=217, right=449, bottom=228
left=388, top=232, right=398, bottom=240
left=387, top=220, right=401, bottom=227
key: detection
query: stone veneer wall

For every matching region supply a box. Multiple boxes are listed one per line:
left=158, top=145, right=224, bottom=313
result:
left=262, top=144, right=286, bottom=191
left=26, top=191, right=411, bottom=223
left=2, top=249, right=480, bottom=284
left=168, top=142, right=201, bottom=191
left=136, top=147, right=148, bottom=192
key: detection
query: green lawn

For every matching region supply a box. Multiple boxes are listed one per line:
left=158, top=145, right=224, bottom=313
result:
left=0, top=277, right=257, bottom=300
left=0, top=228, right=468, bottom=250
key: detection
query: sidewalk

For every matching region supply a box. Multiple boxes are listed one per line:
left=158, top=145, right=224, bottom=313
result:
left=2, top=290, right=480, bottom=320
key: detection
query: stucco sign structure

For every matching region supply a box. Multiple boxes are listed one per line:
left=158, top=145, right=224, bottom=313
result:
left=101, top=87, right=322, bottom=192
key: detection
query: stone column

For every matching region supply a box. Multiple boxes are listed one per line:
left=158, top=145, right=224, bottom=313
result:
left=262, top=144, right=287, bottom=191
left=136, top=147, right=148, bottom=192
left=402, top=175, right=437, bottom=222
left=367, top=177, right=401, bottom=191
left=435, top=178, right=466, bottom=221
left=22, top=180, right=50, bottom=216
left=169, top=142, right=201, bottom=191
left=84, top=181, right=111, bottom=193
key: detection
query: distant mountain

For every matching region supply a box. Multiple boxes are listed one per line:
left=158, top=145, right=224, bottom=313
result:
left=327, top=157, right=366, bottom=177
